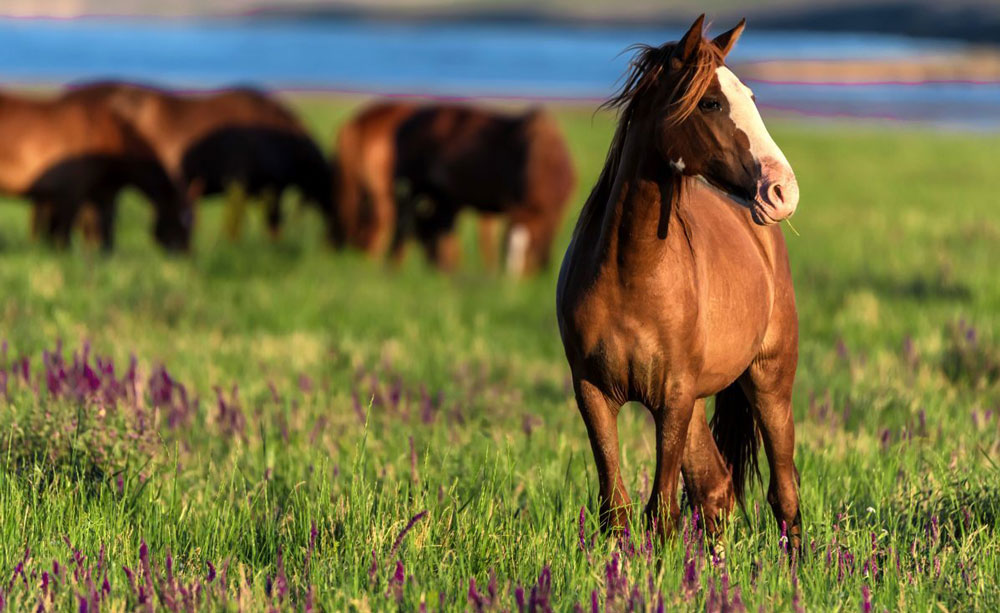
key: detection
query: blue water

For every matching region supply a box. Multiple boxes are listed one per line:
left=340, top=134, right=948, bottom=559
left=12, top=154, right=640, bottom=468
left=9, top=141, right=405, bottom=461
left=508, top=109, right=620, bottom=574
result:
left=0, top=17, right=996, bottom=127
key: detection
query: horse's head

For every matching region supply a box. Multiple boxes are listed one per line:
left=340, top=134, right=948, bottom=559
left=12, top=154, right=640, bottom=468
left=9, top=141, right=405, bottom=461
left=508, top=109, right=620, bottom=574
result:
left=614, top=15, right=798, bottom=225
left=154, top=186, right=195, bottom=252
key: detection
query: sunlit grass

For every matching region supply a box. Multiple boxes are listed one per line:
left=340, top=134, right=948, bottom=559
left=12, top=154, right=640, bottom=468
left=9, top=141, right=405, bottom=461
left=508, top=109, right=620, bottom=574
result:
left=0, top=99, right=997, bottom=610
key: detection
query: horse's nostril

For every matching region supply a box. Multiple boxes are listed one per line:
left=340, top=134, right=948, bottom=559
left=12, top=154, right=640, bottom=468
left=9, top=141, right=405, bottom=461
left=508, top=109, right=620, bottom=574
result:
left=773, top=184, right=783, bottom=202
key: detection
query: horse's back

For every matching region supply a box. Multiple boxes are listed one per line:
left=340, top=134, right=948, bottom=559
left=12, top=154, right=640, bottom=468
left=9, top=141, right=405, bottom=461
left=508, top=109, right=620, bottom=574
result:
left=521, top=110, right=575, bottom=214
left=395, top=105, right=533, bottom=212
left=0, top=91, right=135, bottom=195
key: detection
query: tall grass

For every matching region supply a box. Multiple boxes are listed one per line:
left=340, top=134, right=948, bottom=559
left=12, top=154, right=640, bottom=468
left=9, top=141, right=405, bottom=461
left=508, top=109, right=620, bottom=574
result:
left=0, top=100, right=997, bottom=610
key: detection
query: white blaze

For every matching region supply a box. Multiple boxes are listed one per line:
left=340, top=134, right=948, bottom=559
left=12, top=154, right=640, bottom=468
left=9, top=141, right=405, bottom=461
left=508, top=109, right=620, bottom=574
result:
left=715, top=66, right=790, bottom=170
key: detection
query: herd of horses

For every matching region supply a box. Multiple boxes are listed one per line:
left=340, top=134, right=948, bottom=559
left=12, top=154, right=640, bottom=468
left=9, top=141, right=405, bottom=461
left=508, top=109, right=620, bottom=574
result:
left=5, top=15, right=802, bottom=546
left=0, top=82, right=576, bottom=276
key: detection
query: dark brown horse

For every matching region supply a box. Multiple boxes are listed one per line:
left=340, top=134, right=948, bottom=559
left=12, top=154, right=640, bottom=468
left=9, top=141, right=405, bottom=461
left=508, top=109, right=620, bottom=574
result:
left=64, top=82, right=335, bottom=242
left=0, top=90, right=192, bottom=250
left=392, top=104, right=576, bottom=275
left=556, top=16, right=801, bottom=545
left=332, top=101, right=419, bottom=255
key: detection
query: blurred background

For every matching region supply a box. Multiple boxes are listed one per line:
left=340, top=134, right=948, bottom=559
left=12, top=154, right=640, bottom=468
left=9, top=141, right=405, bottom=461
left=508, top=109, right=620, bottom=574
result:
left=1, top=0, right=999, bottom=127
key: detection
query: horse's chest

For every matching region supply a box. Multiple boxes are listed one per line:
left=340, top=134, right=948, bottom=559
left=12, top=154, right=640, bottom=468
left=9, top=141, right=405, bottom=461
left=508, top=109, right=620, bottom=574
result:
left=564, top=269, right=700, bottom=399
left=564, top=239, right=776, bottom=402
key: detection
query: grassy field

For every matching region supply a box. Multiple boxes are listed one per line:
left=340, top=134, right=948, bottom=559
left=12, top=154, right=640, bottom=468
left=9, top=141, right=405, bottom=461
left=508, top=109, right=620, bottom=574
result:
left=0, top=99, right=998, bottom=612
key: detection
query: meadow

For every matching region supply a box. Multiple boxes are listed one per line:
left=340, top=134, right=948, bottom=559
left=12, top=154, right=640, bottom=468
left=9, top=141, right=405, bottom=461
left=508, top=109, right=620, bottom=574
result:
left=0, top=98, right=998, bottom=611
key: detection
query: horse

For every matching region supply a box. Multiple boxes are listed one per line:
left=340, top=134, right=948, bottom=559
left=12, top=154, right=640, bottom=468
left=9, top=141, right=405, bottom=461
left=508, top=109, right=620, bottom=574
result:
left=63, top=82, right=335, bottom=243
left=0, top=90, right=192, bottom=251
left=392, top=104, right=576, bottom=275
left=331, top=101, right=419, bottom=255
left=556, top=16, right=801, bottom=545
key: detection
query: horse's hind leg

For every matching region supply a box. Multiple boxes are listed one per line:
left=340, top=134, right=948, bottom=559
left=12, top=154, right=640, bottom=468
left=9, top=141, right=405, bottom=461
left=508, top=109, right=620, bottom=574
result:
left=742, top=367, right=801, bottom=550
left=682, top=398, right=735, bottom=537
left=574, top=377, right=630, bottom=532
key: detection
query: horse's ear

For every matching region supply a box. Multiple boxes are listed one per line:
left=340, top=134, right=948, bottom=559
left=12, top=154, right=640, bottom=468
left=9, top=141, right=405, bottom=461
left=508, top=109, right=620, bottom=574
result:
left=712, top=18, right=746, bottom=58
left=675, top=14, right=706, bottom=63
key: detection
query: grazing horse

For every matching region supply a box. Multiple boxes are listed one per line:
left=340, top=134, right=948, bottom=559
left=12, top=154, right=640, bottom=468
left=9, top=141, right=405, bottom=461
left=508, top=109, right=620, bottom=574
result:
left=332, top=101, right=419, bottom=255
left=0, top=90, right=192, bottom=250
left=391, top=104, right=576, bottom=275
left=64, top=82, right=335, bottom=242
left=556, top=16, right=801, bottom=544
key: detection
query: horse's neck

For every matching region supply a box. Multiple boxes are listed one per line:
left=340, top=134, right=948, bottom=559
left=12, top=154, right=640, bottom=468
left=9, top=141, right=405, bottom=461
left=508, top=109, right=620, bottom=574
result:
left=592, top=128, right=683, bottom=267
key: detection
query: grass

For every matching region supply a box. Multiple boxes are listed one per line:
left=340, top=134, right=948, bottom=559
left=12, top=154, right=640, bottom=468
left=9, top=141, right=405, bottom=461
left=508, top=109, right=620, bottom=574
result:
left=0, top=98, right=998, bottom=611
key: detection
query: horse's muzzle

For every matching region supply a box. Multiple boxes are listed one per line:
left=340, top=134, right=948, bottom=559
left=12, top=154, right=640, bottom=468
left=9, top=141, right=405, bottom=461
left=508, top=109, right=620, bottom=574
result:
left=756, top=158, right=799, bottom=224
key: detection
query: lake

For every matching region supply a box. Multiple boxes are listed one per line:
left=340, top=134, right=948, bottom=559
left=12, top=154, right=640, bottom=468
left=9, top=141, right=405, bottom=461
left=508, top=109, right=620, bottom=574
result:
left=0, top=17, right=997, bottom=128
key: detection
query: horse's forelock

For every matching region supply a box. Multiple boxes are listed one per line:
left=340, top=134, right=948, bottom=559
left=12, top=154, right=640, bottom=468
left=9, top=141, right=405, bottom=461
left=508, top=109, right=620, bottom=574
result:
left=602, top=38, right=723, bottom=123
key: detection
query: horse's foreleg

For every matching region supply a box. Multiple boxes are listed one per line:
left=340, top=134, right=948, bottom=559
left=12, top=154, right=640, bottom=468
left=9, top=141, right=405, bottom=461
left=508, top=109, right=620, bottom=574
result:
left=681, top=398, right=735, bottom=538
left=368, top=184, right=397, bottom=257
left=742, top=371, right=801, bottom=551
left=574, top=377, right=630, bottom=533
left=222, top=181, right=248, bottom=241
left=31, top=201, right=54, bottom=242
left=261, top=188, right=282, bottom=240
left=477, top=215, right=500, bottom=272
left=47, top=199, right=79, bottom=249
left=97, top=199, right=117, bottom=252
left=647, top=396, right=694, bottom=538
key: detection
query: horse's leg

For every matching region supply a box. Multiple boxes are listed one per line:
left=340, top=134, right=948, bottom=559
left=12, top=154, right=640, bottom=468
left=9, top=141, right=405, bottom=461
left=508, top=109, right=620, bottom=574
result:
left=222, top=181, right=248, bottom=241
left=742, top=365, right=801, bottom=550
left=418, top=204, right=460, bottom=272
left=368, top=182, right=397, bottom=257
left=47, top=199, right=78, bottom=249
left=505, top=207, right=560, bottom=277
left=96, top=195, right=117, bottom=252
left=477, top=214, right=500, bottom=272
left=681, top=398, right=735, bottom=538
left=31, top=201, right=54, bottom=242
left=502, top=213, right=532, bottom=277
left=574, top=378, right=629, bottom=532
left=429, top=231, right=460, bottom=272
left=77, top=203, right=101, bottom=248
left=262, top=188, right=282, bottom=240
left=646, top=396, right=695, bottom=537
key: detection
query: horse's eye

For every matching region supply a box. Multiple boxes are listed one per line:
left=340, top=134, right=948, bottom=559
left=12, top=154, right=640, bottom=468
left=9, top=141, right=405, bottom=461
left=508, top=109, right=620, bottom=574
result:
left=698, top=99, right=722, bottom=112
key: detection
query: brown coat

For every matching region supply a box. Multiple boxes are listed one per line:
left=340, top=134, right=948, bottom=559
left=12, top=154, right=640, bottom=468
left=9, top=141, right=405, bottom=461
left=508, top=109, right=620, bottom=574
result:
left=0, top=90, right=190, bottom=250
left=64, top=82, right=334, bottom=240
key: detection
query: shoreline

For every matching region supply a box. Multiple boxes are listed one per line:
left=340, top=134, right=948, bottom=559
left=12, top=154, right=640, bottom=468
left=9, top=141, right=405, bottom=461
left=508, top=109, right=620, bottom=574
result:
left=1, top=2, right=998, bottom=46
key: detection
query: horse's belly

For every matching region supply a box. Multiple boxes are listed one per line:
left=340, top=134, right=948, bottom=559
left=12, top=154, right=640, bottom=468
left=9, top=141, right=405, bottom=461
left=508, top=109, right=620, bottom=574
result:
left=694, top=274, right=773, bottom=397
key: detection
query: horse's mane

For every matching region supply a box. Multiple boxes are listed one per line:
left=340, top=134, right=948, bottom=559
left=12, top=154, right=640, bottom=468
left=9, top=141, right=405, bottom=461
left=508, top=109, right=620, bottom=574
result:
left=572, top=37, right=724, bottom=240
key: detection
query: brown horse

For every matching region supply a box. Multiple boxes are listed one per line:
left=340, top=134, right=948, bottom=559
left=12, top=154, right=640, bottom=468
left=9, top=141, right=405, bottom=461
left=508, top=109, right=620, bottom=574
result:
left=392, top=104, right=576, bottom=275
left=0, top=90, right=192, bottom=250
left=331, top=101, right=419, bottom=255
left=556, top=16, right=801, bottom=545
left=64, top=82, right=335, bottom=242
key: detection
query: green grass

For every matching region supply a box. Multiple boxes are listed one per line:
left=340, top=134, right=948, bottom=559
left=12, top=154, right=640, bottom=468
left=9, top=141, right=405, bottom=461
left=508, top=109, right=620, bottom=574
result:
left=0, top=99, right=998, bottom=611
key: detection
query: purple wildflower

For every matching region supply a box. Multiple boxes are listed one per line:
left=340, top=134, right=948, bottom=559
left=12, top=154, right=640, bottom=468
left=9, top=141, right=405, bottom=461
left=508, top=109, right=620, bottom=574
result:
left=389, top=510, right=428, bottom=558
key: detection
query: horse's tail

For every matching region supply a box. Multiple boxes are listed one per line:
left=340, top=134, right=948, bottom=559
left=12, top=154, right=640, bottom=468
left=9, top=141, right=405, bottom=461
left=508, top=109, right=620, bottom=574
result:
left=710, top=381, right=762, bottom=508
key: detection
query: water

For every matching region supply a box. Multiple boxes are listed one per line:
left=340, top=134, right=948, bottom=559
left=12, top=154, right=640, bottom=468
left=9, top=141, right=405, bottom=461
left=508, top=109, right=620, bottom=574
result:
left=0, top=17, right=996, bottom=128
